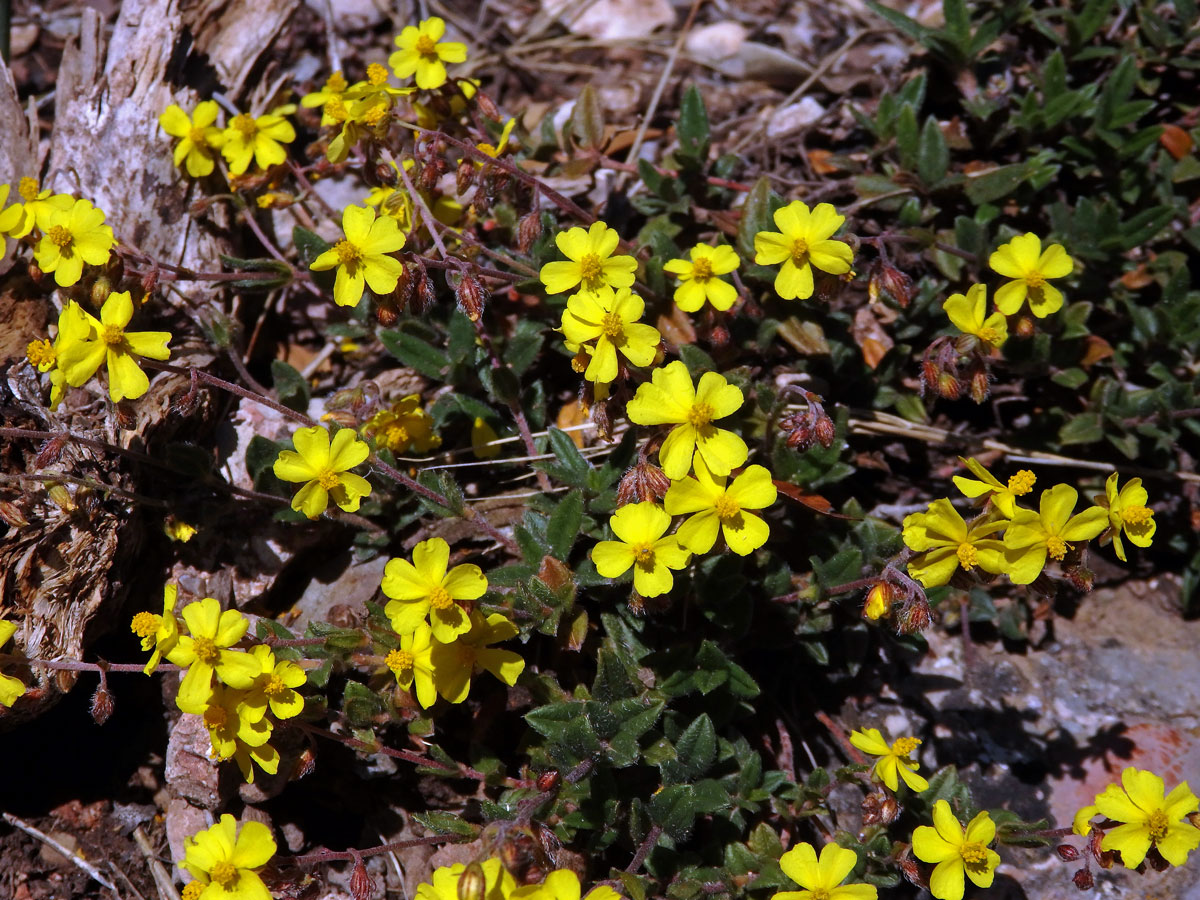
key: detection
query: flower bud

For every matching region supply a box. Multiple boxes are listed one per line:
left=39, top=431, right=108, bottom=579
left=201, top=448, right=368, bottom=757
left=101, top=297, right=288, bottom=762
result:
left=294, top=746, right=318, bottom=779
left=350, top=853, right=374, bottom=900
left=414, top=269, right=437, bottom=315
left=919, top=359, right=940, bottom=397
left=898, top=857, right=923, bottom=886
left=1056, top=844, right=1080, bottom=861
left=897, top=597, right=934, bottom=634
left=457, top=862, right=486, bottom=900
left=814, top=415, right=836, bottom=449
left=473, top=174, right=495, bottom=216
left=936, top=372, right=961, bottom=400
left=0, top=500, right=30, bottom=528
left=1072, top=867, right=1094, bottom=890
left=863, top=582, right=893, bottom=620
left=517, top=211, right=542, bottom=254
left=861, top=791, right=899, bottom=825
left=1066, top=565, right=1094, bottom=594
left=1015, top=315, right=1036, bottom=339
left=457, top=159, right=477, bottom=196
left=35, top=435, right=68, bottom=469
left=869, top=262, right=914, bottom=307
left=90, top=686, right=115, bottom=725
left=375, top=292, right=401, bottom=327
left=418, top=159, right=441, bottom=192
left=90, top=275, right=113, bottom=309
left=969, top=368, right=990, bottom=405
left=537, top=770, right=561, bottom=792
left=709, top=324, right=730, bottom=347
left=456, top=275, right=488, bottom=322
left=616, top=461, right=671, bottom=506
left=475, top=91, right=501, bottom=121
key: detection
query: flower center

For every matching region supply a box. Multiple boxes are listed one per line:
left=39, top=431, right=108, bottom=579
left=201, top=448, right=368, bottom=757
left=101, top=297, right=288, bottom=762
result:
left=578, top=253, right=603, bottom=287
left=203, top=704, right=228, bottom=730
left=48, top=225, right=74, bottom=249
left=713, top=493, right=740, bottom=522
left=1025, top=272, right=1046, bottom=289
left=263, top=673, right=287, bottom=698
left=790, top=238, right=809, bottom=265
left=210, top=861, right=239, bottom=889
left=131, top=612, right=161, bottom=639
left=1008, top=470, right=1036, bottom=495
left=686, top=402, right=714, bottom=429
left=386, top=648, right=415, bottom=675
left=384, top=423, right=410, bottom=449
left=326, top=71, right=348, bottom=93
left=429, top=586, right=455, bottom=611
left=232, top=113, right=258, bottom=140
left=957, top=542, right=979, bottom=569
left=977, top=326, right=1001, bottom=345
left=1122, top=505, right=1152, bottom=526
left=101, top=324, right=126, bottom=348
left=188, top=126, right=208, bottom=145
left=691, top=258, right=713, bottom=282
left=325, top=96, right=348, bottom=121
left=367, top=63, right=389, bottom=86
left=600, top=311, right=625, bottom=340
left=316, top=468, right=342, bottom=490
left=181, top=882, right=205, bottom=900
left=18, top=177, right=38, bottom=201
left=363, top=104, right=389, bottom=127
left=959, top=841, right=988, bottom=866
left=1148, top=809, right=1169, bottom=842
left=632, top=542, right=655, bottom=568
left=26, top=338, right=56, bottom=368
left=334, top=239, right=363, bottom=267
left=192, top=636, right=221, bottom=665
left=1046, top=536, right=1069, bottom=561
left=893, top=736, right=921, bottom=756
left=416, top=34, right=439, bottom=59
left=810, top=891, right=831, bottom=900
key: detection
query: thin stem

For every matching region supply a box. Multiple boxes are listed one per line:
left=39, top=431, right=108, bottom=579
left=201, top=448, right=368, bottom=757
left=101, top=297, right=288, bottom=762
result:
left=143, top=360, right=315, bottom=426
left=815, top=710, right=867, bottom=765
left=386, top=147, right=449, bottom=261
left=626, top=825, right=662, bottom=874
left=0, top=471, right=170, bottom=508
left=288, top=832, right=468, bottom=866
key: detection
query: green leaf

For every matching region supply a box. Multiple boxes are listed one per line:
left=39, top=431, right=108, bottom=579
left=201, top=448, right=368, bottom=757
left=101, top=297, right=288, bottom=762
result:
left=246, top=435, right=284, bottom=485
left=678, top=85, right=710, bottom=161
left=964, top=164, right=1027, bottom=205
left=670, top=714, right=718, bottom=783
left=547, top=490, right=583, bottom=560
left=895, top=104, right=919, bottom=171
left=379, top=329, right=449, bottom=379
left=293, top=226, right=331, bottom=267
left=917, top=116, right=949, bottom=185
left=412, top=811, right=479, bottom=837
left=866, top=0, right=930, bottom=42
left=504, top=319, right=545, bottom=376
left=1058, top=413, right=1104, bottom=446
left=270, top=359, right=311, bottom=412
left=342, top=680, right=385, bottom=726
left=541, top=426, right=591, bottom=487
left=572, top=84, right=606, bottom=149
left=737, top=177, right=774, bottom=259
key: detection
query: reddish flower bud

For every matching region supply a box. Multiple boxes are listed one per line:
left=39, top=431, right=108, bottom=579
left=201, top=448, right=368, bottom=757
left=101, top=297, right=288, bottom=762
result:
left=1072, top=867, right=1094, bottom=890
left=418, top=159, right=441, bottom=193
left=475, top=91, right=501, bottom=121
left=457, top=863, right=486, bottom=900
left=1056, top=844, right=1081, bottom=861
left=920, top=359, right=940, bottom=397
left=90, top=275, right=113, bottom=309
left=709, top=324, right=730, bottom=347
left=350, top=853, right=374, bottom=900
left=414, top=269, right=437, bottom=315
left=1015, top=315, right=1036, bottom=339
left=517, top=211, right=543, bottom=254
left=294, top=746, right=317, bottom=779
left=969, top=368, right=990, bottom=405
left=0, top=500, right=30, bottom=528
left=375, top=292, right=400, bottom=326
left=861, top=791, right=899, bottom=825
left=473, top=174, right=495, bottom=216
left=869, top=261, right=914, bottom=308
left=90, top=686, right=115, bottom=725
left=897, top=597, right=934, bottom=634
left=456, top=275, right=488, bottom=322
left=937, top=372, right=962, bottom=400
left=617, top=461, right=671, bottom=506
left=898, top=857, right=924, bottom=886
left=35, top=435, right=68, bottom=469
left=536, top=770, right=561, bottom=793
left=457, top=159, right=477, bottom=196
left=814, top=415, right=836, bottom=449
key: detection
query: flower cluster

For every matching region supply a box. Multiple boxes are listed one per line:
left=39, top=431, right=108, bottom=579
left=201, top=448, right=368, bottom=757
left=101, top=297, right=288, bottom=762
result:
left=160, top=101, right=295, bottom=178
left=381, top=538, right=523, bottom=707
left=363, top=394, right=441, bottom=454
left=131, top=588, right=306, bottom=782
left=1, top=179, right=114, bottom=286
left=899, top=457, right=1153, bottom=591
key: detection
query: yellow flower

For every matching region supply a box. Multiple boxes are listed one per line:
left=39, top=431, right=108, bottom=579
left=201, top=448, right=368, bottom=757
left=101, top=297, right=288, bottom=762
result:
left=164, top=517, right=198, bottom=542
left=591, top=501, right=691, bottom=597
left=382, top=537, right=486, bottom=642
left=301, top=70, right=349, bottom=126
left=159, top=101, right=224, bottom=178
left=477, top=118, right=517, bottom=159
left=0, top=178, right=73, bottom=238
left=0, top=620, right=27, bottom=708
left=951, top=457, right=1034, bottom=518
left=180, top=814, right=276, bottom=900
left=365, top=394, right=441, bottom=454
left=385, top=624, right=437, bottom=708
left=430, top=611, right=525, bottom=704
left=512, top=870, right=623, bottom=900
left=33, top=197, right=115, bottom=287
left=471, top=417, right=502, bottom=459
left=42, top=300, right=95, bottom=409
left=663, top=244, right=740, bottom=312
left=862, top=583, right=892, bottom=621
left=1003, top=484, right=1109, bottom=584
left=539, top=221, right=637, bottom=295
left=244, top=645, right=306, bottom=720
left=168, top=597, right=261, bottom=714
left=901, top=499, right=1006, bottom=588
left=1094, top=767, right=1200, bottom=869
left=773, top=842, right=877, bottom=900
left=912, top=801, right=1001, bottom=900
left=131, top=584, right=182, bottom=676
left=389, top=17, right=468, bottom=91
left=416, top=859, right=515, bottom=900
left=625, top=361, right=748, bottom=479
left=943, top=284, right=1006, bottom=350
left=200, top=683, right=279, bottom=783
left=753, top=201, right=853, bottom=300
left=272, top=425, right=373, bottom=519
left=56, top=292, right=172, bottom=402
left=560, top=287, right=661, bottom=384
left=988, top=233, right=1073, bottom=318
left=664, top=459, right=776, bottom=555
left=310, top=204, right=405, bottom=308
left=848, top=727, right=928, bottom=792
left=220, top=109, right=295, bottom=175
left=1096, top=472, right=1155, bottom=562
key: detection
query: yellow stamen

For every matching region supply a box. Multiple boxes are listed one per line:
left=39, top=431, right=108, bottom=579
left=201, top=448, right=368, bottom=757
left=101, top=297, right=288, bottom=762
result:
left=578, top=253, right=603, bottom=287
left=1025, top=271, right=1046, bottom=289
left=192, top=636, right=220, bottom=665
left=262, top=673, right=287, bottom=699
left=101, top=324, right=126, bottom=348
left=325, top=96, right=348, bottom=121
left=791, top=238, right=809, bottom=265
left=47, top=225, right=73, bottom=249
left=1046, top=536, right=1069, bottom=561
left=691, top=257, right=713, bottom=282
left=182, top=882, right=205, bottom=900
left=231, top=113, right=257, bottom=140
left=959, top=841, right=988, bottom=865
left=334, top=239, right=363, bottom=267
left=713, top=493, right=740, bottom=522
left=1122, top=505, right=1152, bottom=525
left=188, top=126, right=208, bottom=145
left=18, top=177, right=39, bottom=202
left=600, top=311, right=624, bottom=340
left=1008, top=470, right=1036, bottom=495
left=977, top=326, right=1001, bottom=345
left=686, top=402, right=714, bottom=429
left=203, top=704, right=227, bottom=729
left=415, top=34, right=439, bottom=59
left=632, top=543, right=655, bottom=567
left=386, top=648, right=414, bottom=674
left=326, top=71, right=348, bottom=93
left=429, top=586, right=455, bottom=611
left=316, top=469, right=341, bottom=490
left=1148, top=809, right=1169, bottom=842
left=367, top=63, right=389, bottom=86
left=957, top=543, right=978, bottom=569
left=131, top=612, right=161, bottom=639
left=26, top=339, right=55, bottom=369
left=892, top=736, right=921, bottom=757
left=384, top=423, right=410, bottom=449
left=363, top=105, right=389, bottom=127
left=210, top=861, right=239, bottom=889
